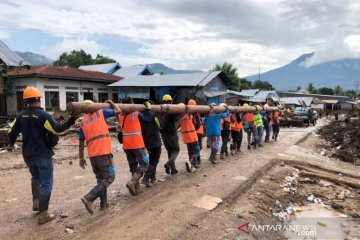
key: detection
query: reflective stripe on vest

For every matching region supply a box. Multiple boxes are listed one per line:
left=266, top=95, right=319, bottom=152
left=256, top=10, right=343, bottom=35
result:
left=119, top=112, right=145, bottom=149
left=81, top=110, right=111, bottom=158
left=179, top=114, right=198, bottom=144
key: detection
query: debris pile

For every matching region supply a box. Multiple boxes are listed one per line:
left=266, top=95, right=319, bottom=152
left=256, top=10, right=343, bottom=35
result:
left=317, top=119, right=360, bottom=164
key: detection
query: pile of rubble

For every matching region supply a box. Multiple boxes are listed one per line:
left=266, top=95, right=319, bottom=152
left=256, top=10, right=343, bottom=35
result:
left=317, top=119, right=360, bottom=164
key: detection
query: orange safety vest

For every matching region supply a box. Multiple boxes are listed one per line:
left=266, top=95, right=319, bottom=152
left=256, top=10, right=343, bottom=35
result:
left=195, top=113, right=204, bottom=135
left=271, top=111, right=280, bottom=125
left=220, top=115, right=231, bottom=130
left=81, top=110, right=111, bottom=158
left=178, top=113, right=198, bottom=144
left=231, top=113, right=243, bottom=132
left=119, top=112, right=145, bottom=149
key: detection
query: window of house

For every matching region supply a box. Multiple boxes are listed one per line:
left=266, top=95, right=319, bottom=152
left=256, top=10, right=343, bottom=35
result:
left=16, top=91, right=24, bottom=111
left=66, top=92, right=78, bottom=104
left=112, top=93, right=118, bottom=102
left=45, top=91, right=60, bottom=111
left=98, top=93, right=108, bottom=103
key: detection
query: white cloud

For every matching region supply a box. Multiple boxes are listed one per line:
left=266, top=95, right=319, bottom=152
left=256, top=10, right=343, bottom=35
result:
left=0, top=29, right=10, bottom=39
left=302, top=34, right=360, bottom=67
left=0, top=0, right=359, bottom=75
left=45, top=38, right=104, bottom=59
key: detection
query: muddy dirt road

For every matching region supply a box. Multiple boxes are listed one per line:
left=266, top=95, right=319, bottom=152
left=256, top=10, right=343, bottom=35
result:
left=0, top=118, right=359, bottom=239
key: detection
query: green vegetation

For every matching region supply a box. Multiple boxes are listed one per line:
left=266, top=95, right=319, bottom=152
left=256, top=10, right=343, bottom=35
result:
left=53, top=50, right=116, bottom=68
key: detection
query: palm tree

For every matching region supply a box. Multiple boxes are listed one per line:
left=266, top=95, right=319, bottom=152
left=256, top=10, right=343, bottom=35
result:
left=334, top=85, right=343, bottom=96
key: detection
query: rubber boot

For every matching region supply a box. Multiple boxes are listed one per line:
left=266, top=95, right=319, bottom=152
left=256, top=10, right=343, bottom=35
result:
left=31, top=182, right=40, bottom=211
left=185, top=160, right=192, bottom=172
left=197, top=155, right=202, bottom=165
left=164, top=162, right=171, bottom=175
left=81, top=184, right=104, bottom=214
left=191, top=157, right=199, bottom=169
left=38, top=193, right=55, bottom=225
left=99, top=185, right=109, bottom=210
left=126, top=173, right=142, bottom=196
left=141, top=177, right=152, bottom=188
left=220, top=152, right=225, bottom=159
left=209, top=150, right=217, bottom=164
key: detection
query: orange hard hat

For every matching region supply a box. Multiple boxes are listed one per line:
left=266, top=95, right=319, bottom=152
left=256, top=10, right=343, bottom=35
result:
left=188, top=99, right=196, bottom=105
left=23, top=87, right=42, bottom=99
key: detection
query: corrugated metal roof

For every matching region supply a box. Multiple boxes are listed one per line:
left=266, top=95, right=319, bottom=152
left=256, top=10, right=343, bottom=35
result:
left=226, top=89, right=254, bottom=97
left=113, top=65, right=153, bottom=78
left=9, top=65, right=122, bottom=82
left=239, top=89, right=259, bottom=97
left=109, top=71, right=224, bottom=87
left=280, top=97, right=314, bottom=106
left=79, top=63, right=121, bottom=74
left=0, top=40, right=30, bottom=66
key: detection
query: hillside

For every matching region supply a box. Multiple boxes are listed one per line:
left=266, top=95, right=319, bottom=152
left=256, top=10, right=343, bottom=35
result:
left=15, top=51, right=53, bottom=66
left=147, top=63, right=202, bottom=74
left=246, top=53, right=360, bottom=90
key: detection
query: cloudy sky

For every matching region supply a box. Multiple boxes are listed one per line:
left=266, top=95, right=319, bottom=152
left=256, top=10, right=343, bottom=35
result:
left=1, top=0, right=360, bottom=76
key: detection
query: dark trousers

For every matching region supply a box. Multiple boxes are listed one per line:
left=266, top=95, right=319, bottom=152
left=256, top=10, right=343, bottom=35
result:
left=124, top=148, right=149, bottom=176
left=231, top=130, right=243, bottom=150
left=272, top=123, right=280, bottom=140
left=264, top=125, right=270, bottom=141
left=220, top=130, right=230, bottom=154
left=143, top=147, right=161, bottom=181
left=186, top=142, right=200, bottom=162
left=197, top=133, right=203, bottom=151
left=89, top=154, right=115, bottom=188
left=25, top=157, right=53, bottom=194
left=161, top=133, right=180, bottom=170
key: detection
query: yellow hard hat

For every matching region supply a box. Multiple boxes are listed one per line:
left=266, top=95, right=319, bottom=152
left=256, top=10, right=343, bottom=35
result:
left=23, top=87, right=42, bottom=99
left=83, top=100, right=94, bottom=104
left=162, top=94, right=172, bottom=101
left=243, top=103, right=249, bottom=108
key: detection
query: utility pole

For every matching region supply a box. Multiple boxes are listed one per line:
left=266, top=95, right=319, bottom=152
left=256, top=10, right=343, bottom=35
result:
left=355, top=80, right=360, bottom=101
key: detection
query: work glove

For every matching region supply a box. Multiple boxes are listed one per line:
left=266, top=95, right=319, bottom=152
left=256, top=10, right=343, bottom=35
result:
left=144, top=101, right=152, bottom=110
left=79, top=158, right=87, bottom=169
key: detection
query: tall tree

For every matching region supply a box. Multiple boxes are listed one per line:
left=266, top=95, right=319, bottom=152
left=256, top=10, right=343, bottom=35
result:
left=252, top=80, right=274, bottom=90
left=333, top=85, right=344, bottom=96
left=240, top=78, right=252, bottom=90
left=93, top=54, right=116, bottom=64
left=53, top=50, right=116, bottom=68
left=307, top=83, right=315, bottom=93
left=317, top=87, right=334, bottom=95
left=211, top=62, right=241, bottom=91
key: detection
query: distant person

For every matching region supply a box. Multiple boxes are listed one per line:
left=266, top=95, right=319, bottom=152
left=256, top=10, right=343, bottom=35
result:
left=271, top=102, right=280, bottom=141
left=8, top=87, right=77, bottom=224
left=254, top=106, right=264, bottom=147
left=159, top=95, right=180, bottom=175
left=230, top=111, right=243, bottom=155
left=178, top=102, right=200, bottom=172
left=203, top=103, right=230, bottom=163
left=242, top=104, right=258, bottom=149
left=220, top=111, right=234, bottom=159
left=140, top=101, right=162, bottom=187
left=188, top=99, right=204, bottom=165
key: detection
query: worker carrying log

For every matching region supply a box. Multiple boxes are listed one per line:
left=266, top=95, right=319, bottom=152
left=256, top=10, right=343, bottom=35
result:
left=79, top=100, right=120, bottom=214
left=7, top=86, right=78, bottom=225
left=119, top=96, right=151, bottom=196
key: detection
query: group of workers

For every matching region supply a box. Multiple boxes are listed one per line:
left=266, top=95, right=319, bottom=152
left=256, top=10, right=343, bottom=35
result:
left=7, top=86, right=280, bottom=225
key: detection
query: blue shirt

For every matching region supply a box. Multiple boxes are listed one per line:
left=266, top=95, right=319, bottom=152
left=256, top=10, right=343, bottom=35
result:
left=79, top=109, right=115, bottom=140
left=203, top=109, right=230, bottom=136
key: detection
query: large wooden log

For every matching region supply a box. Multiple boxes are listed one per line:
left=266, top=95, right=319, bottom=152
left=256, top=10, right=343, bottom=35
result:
left=66, top=102, right=278, bottom=114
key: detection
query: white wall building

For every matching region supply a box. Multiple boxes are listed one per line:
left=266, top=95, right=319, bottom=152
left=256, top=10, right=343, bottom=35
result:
left=6, top=65, right=122, bottom=115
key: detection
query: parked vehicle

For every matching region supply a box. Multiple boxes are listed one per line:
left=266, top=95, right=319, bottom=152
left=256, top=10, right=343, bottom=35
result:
left=294, top=107, right=317, bottom=126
